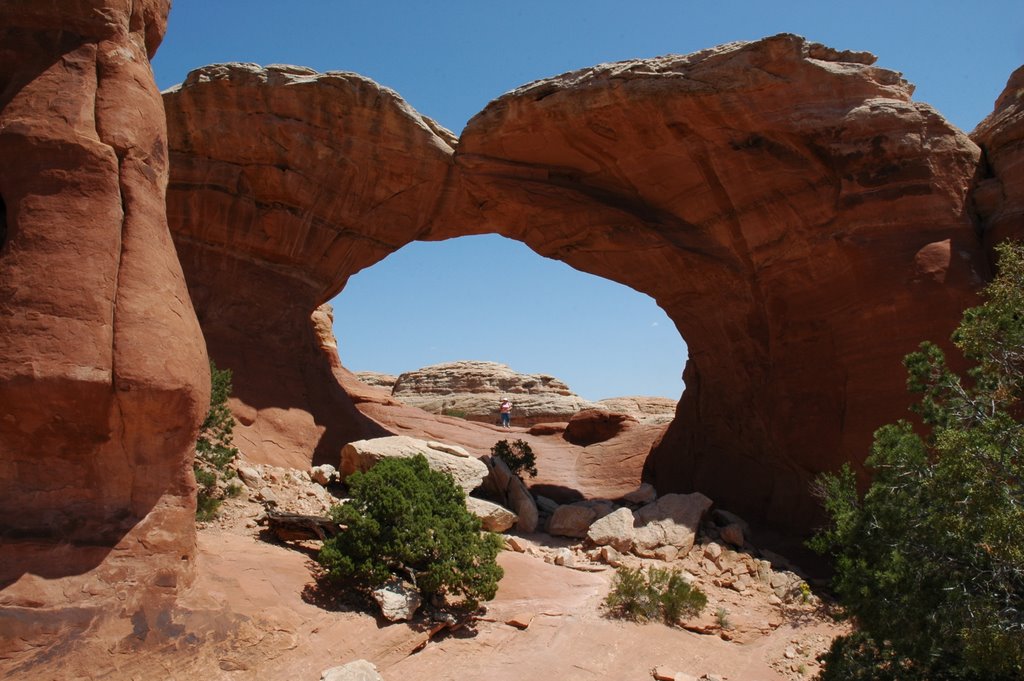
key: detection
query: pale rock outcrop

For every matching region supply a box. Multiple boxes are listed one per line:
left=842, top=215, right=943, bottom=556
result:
left=466, top=496, right=518, bottom=532
left=597, top=397, right=678, bottom=424
left=354, top=371, right=399, bottom=391
left=391, top=361, right=602, bottom=426
left=340, top=436, right=487, bottom=493
left=632, top=493, right=713, bottom=554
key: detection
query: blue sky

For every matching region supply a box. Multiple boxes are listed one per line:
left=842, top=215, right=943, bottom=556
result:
left=152, top=1, right=1024, bottom=401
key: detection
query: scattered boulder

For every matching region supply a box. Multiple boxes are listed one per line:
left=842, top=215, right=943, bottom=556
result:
left=548, top=504, right=599, bottom=538
left=466, top=496, right=518, bottom=532
left=321, top=659, right=384, bottom=681
left=586, top=507, right=636, bottom=553
left=310, top=464, right=338, bottom=486
left=622, top=482, right=658, bottom=505
left=236, top=465, right=262, bottom=488
left=371, top=579, right=422, bottom=622
left=563, top=409, right=639, bottom=446
left=506, top=612, right=536, bottom=630
left=534, top=495, right=560, bottom=515
left=720, top=523, right=745, bottom=548
left=633, top=493, right=713, bottom=554
left=341, top=435, right=487, bottom=493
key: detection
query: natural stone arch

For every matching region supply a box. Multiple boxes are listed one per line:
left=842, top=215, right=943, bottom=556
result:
left=164, top=34, right=984, bottom=530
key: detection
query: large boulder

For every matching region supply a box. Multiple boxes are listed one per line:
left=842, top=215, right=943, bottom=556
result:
left=466, top=496, right=518, bottom=532
left=548, top=504, right=599, bottom=538
left=341, top=436, right=487, bottom=493
left=586, top=507, right=637, bottom=553
left=633, top=493, right=713, bottom=554
left=482, top=455, right=539, bottom=533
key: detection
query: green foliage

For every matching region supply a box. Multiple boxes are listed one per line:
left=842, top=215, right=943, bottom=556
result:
left=194, top=360, right=240, bottom=520
left=714, top=606, right=733, bottom=630
left=810, top=241, right=1024, bottom=680
left=318, top=455, right=504, bottom=608
left=603, top=566, right=706, bottom=625
left=490, top=439, right=538, bottom=478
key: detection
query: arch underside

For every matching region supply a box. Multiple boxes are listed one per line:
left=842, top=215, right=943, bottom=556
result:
left=164, top=35, right=985, bottom=530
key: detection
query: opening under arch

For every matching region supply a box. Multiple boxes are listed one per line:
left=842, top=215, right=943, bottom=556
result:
left=329, top=234, right=688, bottom=403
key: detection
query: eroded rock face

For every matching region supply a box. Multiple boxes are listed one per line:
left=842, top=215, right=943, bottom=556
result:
left=164, top=35, right=988, bottom=531
left=0, top=0, right=207, bottom=652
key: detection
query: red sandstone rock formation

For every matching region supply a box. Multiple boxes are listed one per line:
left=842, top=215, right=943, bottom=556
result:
left=972, top=65, right=1024, bottom=251
left=164, top=36, right=987, bottom=530
left=0, top=0, right=208, bottom=658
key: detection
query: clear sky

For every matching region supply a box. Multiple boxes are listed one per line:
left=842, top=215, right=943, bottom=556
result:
left=152, top=1, right=1024, bottom=401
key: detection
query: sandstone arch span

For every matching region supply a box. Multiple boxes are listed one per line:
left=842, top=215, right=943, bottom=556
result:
left=164, top=34, right=987, bottom=529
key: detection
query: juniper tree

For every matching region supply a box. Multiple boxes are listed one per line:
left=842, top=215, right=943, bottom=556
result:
left=811, top=242, right=1024, bottom=680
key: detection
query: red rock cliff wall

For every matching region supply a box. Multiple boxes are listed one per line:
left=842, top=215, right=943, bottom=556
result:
left=972, top=65, right=1024, bottom=254
left=165, top=36, right=988, bottom=531
left=0, top=0, right=208, bottom=633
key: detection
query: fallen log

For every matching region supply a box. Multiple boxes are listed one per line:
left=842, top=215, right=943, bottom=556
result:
left=259, top=509, right=342, bottom=542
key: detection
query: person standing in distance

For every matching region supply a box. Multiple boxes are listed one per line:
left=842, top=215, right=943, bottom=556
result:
left=499, top=398, right=512, bottom=429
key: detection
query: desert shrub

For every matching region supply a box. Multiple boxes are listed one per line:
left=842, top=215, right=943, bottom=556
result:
left=194, top=360, right=241, bottom=520
left=810, top=241, right=1024, bottom=680
left=604, top=566, right=705, bottom=625
left=654, top=568, right=708, bottom=623
left=491, top=438, right=538, bottom=478
left=318, top=454, right=504, bottom=607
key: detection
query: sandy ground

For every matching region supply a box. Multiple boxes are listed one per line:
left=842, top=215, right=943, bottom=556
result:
left=1, top=455, right=845, bottom=681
